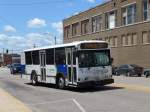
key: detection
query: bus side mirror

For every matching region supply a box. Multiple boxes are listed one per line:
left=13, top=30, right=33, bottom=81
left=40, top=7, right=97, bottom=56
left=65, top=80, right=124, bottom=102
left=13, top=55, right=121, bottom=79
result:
left=110, top=57, right=114, bottom=65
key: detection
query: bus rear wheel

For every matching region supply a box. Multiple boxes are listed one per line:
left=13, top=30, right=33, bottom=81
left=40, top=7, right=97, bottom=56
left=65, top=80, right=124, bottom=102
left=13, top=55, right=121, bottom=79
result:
left=57, top=77, right=65, bottom=89
left=31, top=71, right=38, bottom=86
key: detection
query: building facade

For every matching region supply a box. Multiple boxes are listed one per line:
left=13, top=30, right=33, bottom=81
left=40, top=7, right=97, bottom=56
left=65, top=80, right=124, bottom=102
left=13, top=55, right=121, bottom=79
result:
left=1, top=54, right=21, bottom=66
left=63, top=0, right=150, bottom=68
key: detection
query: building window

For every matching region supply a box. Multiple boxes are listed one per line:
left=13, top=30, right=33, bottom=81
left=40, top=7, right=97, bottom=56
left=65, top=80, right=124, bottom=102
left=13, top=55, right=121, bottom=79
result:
left=122, top=35, right=128, bottom=46
left=55, top=48, right=66, bottom=64
left=114, top=37, right=118, bottom=47
left=132, top=33, right=137, bottom=45
left=105, top=37, right=110, bottom=44
left=112, top=36, right=117, bottom=47
left=142, top=31, right=150, bottom=44
left=122, top=4, right=136, bottom=25
left=122, top=33, right=137, bottom=46
left=72, top=22, right=79, bottom=36
left=127, top=4, right=136, bottom=24
left=81, top=19, right=90, bottom=35
left=64, top=26, right=70, bottom=38
left=122, top=8, right=127, bottom=25
left=110, top=37, right=113, bottom=47
left=107, top=36, right=117, bottom=47
left=143, top=0, right=149, bottom=21
left=92, top=15, right=102, bottom=33
left=127, top=34, right=132, bottom=46
left=106, top=11, right=117, bottom=29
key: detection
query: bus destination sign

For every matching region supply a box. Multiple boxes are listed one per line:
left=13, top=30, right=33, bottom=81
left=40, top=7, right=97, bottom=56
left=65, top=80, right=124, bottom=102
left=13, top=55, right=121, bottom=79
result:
left=80, top=43, right=108, bottom=49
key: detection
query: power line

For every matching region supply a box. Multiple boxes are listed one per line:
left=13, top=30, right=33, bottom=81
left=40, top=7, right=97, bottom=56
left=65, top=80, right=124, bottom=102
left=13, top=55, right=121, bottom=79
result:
left=0, top=0, right=66, bottom=7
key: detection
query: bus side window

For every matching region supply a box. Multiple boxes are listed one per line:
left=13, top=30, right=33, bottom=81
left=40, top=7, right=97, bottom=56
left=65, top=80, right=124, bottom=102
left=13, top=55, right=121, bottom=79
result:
left=32, top=51, right=39, bottom=65
left=25, top=51, right=32, bottom=65
left=73, top=52, right=76, bottom=65
left=68, top=53, right=71, bottom=65
left=46, top=49, right=54, bottom=65
left=55, top=48, right=66, bottom=65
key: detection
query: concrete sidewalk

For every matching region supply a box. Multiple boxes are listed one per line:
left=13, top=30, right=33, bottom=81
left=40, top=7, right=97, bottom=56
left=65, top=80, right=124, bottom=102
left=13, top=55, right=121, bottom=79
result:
left=0, top=88, right=32, bottom=112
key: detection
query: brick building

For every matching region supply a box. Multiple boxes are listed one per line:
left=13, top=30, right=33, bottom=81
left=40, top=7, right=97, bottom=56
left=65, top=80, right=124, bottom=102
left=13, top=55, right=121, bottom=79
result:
left=63, top=0, right=150, bottom=68
left=1, top=54, right=21, bottom=66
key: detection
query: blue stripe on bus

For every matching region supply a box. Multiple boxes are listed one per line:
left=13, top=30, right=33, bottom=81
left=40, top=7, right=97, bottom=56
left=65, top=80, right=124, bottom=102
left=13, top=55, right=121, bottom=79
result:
left=56, top=65, right=67, bottom=76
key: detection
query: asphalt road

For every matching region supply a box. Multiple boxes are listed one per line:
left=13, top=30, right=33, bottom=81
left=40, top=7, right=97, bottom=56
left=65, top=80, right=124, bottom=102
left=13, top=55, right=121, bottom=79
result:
left=0, top=67, right=150, bottom=112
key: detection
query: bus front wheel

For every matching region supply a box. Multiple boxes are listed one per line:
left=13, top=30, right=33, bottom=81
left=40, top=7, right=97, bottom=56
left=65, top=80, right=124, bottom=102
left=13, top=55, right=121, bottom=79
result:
left=57, top=77, right=65, bottom=89
left=31, top=71, right=38, bottom=86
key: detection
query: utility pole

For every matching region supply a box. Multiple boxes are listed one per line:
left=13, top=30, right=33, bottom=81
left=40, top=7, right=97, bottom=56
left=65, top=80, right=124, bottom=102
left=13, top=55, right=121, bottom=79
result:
left=33, top=44, right=36, bottom=48
left=55, top=36, right=56, bottom=45
left=42, top=32, right=56, bottom=45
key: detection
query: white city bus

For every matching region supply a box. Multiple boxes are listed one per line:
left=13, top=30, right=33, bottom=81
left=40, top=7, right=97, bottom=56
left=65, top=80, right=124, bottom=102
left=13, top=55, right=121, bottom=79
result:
left=22, top=40, right=114, bottom=89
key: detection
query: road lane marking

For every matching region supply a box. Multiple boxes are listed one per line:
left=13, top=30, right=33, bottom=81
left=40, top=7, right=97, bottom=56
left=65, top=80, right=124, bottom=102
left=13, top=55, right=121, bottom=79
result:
left=72, top=99, right=86, bottom=112
left=27, top=98, right=86, bottom=112
left=113, top=83, right=150, bottom=93
left=26, top=98, right=73, bottom=106
left=0, top=88, right=32, bottom=112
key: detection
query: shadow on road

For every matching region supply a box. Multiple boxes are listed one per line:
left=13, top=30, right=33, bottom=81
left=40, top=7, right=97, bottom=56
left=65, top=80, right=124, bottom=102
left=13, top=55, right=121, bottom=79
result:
left=66, top=86, right=124, bottom=93
left=25, top=82, right=124, bottom=93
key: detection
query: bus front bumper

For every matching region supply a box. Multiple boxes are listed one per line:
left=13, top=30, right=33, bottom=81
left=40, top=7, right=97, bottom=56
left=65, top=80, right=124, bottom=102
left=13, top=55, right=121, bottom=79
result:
left=77, top=79, right=114, bottom=87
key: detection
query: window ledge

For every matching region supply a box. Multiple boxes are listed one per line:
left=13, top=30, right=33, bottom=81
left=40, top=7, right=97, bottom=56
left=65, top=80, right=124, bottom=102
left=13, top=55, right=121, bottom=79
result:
left=122, top=44, right=138, bottom=47
left=111, top=46, right=117, bottom=48
left=71, top=35, right=81, bottom=38
left=81, top=33, right=91, bottom=36
left=142, top=43, right=150, bottom=45
left=122, top=45, right=133, bottom=47
left=132, top=44, right=138, bottom=46
left=106, top=27, right=116, bottom=31
left=92, top=31, right=100, bottom=33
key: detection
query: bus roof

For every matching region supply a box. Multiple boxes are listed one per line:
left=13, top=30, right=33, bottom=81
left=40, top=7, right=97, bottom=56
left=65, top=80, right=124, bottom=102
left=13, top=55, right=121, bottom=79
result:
left=24, top=40, right=107, bottom=52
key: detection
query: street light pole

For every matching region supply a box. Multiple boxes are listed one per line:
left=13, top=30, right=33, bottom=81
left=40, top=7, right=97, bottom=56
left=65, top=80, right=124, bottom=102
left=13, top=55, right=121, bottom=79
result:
left=43, top=32, right=57, bottom=45
left=55, top=36, right=56, bottom=45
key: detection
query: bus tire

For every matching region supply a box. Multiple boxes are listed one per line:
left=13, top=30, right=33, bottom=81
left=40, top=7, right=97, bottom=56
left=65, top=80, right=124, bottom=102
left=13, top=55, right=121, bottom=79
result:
left=31, top=70, right=38, bottom=86
left=56, top=76, right=65, bottom=89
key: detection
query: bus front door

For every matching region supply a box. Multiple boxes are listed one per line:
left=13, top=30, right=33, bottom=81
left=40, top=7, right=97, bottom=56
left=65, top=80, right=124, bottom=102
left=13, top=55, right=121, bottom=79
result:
left=39, top=51, right=46, bottom=82
left=66, top=48, right=77, bottom=85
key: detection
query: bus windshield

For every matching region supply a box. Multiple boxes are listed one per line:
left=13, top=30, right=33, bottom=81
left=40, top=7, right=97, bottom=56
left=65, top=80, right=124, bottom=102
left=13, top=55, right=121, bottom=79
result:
left=78, top=50, right=110, bottom=68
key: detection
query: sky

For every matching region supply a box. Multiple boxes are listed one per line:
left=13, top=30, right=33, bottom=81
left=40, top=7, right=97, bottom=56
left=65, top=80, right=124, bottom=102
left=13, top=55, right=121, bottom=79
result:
left=0, top=0, right=107, bottom=53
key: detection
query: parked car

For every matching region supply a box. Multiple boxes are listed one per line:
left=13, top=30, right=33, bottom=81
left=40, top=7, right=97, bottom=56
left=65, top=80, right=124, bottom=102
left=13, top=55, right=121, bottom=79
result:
left=143, top=69, right=150, bottom=78
left=10, top=63, right=22, bottom=74
left=7, top=64, right=12, bottom=68
left=114, top=64, right=143, bottom=77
